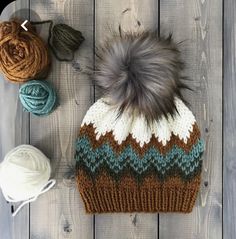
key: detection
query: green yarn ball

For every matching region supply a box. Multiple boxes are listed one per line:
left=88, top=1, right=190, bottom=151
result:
left=19, top=80, right=57, bottom=116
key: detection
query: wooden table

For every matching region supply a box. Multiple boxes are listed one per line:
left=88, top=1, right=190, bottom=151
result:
left=0, top=0, right=231, bottom=238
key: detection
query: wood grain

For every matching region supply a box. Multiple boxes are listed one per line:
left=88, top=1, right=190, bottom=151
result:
left=0, top=0, right=225, bottom=238
left=29, top=0, right=94, bottom=238
left=0, top=1, right=30, bottom=239
left=224, top=0, right=236, bottom=238
left=159, top=0, right=222, bottom=238
left=95, top=1, right=158, bottom=238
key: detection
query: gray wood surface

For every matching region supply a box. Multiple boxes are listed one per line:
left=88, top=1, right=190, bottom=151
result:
left=0, top=0, right=226, bottom=238
left=159, top=0, right=222, bottom=238
left=224, top=0, right=236, bottom=238
left=95, top=1, right=159, bottom=239
left=28, top=0, right=94, bottom=238
left=0, top=2, right=30, bottom=239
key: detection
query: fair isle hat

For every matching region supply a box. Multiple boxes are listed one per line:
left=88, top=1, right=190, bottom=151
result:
left=75, top=30, right=204, bottom=213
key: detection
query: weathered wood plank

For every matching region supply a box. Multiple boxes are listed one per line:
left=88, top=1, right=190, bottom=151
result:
left=224, top=0, right=236, bottom=238
left=0, top=1, right=30, bottom=239
left=159, top=0, right=222, bottom=238
left=29, top=0, right=94, bottom=238
left=95, top=1, right=159, bottom=238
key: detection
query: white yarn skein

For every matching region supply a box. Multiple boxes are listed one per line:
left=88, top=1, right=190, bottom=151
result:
left=0, top=145, right=56, bottom=217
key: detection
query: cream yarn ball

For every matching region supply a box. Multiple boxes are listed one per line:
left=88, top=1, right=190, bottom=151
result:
left=0, top=145, right=56, bottom=216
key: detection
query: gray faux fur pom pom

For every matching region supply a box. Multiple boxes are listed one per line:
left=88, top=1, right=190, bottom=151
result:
left=94, top=30, right=189, bottom=122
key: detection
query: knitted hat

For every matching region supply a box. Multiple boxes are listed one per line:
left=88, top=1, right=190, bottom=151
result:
left=75, top=31, right=204, bottom=213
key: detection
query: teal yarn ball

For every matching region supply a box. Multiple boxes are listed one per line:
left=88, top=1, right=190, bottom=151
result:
left=19, top=80, right=57, bottom=116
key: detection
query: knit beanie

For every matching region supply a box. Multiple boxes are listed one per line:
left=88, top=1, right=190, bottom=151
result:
left=75, top=31, right=204, bottom=213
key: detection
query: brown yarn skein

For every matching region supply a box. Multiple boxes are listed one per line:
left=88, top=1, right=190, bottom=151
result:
left=0, top=19, right=50, bottom=83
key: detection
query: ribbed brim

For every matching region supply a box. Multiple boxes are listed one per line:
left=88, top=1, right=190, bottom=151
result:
left=79, top=187, right=199, bottom=213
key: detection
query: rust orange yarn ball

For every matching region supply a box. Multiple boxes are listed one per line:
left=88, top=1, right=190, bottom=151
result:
left=0, top=19, right=50, bottom=83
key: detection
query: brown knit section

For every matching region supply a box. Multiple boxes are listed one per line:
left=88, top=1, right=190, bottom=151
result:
left=79, top=122, right=200, bottom=155
left=77, top=169, right=201, bottom=213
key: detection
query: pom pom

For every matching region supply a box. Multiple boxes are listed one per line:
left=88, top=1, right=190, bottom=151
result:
left=95, top=31, right=189, bottom=121
left=0, top=19, right=50, bottom=83
left=19, top=80, right=57, bottom=116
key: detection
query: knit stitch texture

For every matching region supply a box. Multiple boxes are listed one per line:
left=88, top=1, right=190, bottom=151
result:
left=75, top=97, right=204, bottom=213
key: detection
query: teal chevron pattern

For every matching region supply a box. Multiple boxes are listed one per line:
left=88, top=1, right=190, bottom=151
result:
left=75, top=136, right=204, bottom=176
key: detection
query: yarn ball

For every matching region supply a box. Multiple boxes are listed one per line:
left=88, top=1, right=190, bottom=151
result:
left=0, top=19, right=50, bottom=83
left=49, top=23, right=85, bottom=61
left=0, top=145, right=51, bottom=201
left=19, top=80, right=57, bottom=116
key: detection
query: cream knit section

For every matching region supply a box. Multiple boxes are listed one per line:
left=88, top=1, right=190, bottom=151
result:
left=81, top=98, right=196, bottom=147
